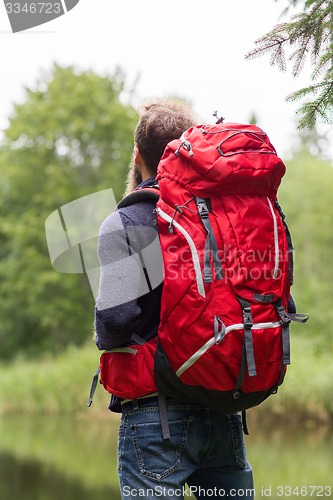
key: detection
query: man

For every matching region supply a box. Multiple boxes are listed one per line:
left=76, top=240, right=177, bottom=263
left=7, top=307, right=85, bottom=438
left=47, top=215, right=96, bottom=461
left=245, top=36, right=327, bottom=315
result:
left=94, top=99, right=254, bottom=499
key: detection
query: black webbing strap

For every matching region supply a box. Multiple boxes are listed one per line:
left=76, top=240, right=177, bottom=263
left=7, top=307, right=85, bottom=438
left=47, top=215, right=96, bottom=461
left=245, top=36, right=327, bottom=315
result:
left=87, top=366, right=100, bottom=407
left=233, top=343, right=247, bottom=399
left=196, top=198, right=223, bottom=282
left=238, top=298, right=257, bottom=377
left=158, top=394, right=171, bottom=440
left=274, top=200, right=294, bottom=286
left=241, top=410, right=249, bottom=436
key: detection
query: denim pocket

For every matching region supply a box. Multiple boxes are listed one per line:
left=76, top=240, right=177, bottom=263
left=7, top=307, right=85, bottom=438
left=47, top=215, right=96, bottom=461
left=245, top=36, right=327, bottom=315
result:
left=130, top=417, right=191, bottom=481
left=227, top=413, right=247, bottom=469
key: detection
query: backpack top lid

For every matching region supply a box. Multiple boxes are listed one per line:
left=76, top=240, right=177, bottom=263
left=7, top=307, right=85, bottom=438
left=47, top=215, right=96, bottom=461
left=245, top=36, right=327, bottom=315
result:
left=157, top=122, right=286, bottom=199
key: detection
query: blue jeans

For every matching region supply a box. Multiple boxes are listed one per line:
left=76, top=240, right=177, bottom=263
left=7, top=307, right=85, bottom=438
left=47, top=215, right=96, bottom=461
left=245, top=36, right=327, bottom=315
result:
left=118, top=397, right=254, bottom=499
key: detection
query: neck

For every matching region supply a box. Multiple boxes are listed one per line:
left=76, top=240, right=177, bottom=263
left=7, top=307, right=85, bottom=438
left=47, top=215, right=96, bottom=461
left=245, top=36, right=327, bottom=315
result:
left=141, top=165, right=153, bottom=182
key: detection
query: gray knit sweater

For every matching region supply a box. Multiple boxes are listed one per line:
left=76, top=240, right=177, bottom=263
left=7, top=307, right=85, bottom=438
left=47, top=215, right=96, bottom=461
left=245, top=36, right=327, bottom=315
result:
left=94, top=178, right=163, bottom=351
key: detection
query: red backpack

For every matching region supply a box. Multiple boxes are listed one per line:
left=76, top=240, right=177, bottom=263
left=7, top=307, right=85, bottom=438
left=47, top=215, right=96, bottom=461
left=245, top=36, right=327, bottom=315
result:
left=97, top=123, right=308, bottom=423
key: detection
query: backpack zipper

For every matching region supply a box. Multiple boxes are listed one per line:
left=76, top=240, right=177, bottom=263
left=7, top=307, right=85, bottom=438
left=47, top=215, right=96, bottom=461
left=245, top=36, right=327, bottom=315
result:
left=176, top=321, right=282, bottom=377
left=267, top=197, right=279, bottom=278
left=156, top=207, right=206, bottom=298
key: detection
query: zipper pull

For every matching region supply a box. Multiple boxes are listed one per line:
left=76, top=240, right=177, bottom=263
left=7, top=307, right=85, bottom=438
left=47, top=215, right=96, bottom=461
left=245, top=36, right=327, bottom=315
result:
left=168, top=205, right=183, bottom=233
left=182, top=138, right=194, bottom=157
left=174, top=133, right=194, bottom=157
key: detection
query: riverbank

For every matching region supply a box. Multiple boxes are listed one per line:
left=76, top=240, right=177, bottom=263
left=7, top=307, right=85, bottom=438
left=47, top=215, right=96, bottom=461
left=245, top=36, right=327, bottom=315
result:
left=1, top=411, right=331, bottom=500
left=0, top=336, right=332, bottom=424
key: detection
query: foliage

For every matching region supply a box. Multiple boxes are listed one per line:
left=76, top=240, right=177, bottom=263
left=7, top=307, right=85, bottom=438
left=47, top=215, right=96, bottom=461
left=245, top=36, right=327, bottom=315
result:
left=246, top=0, right=333, bottom=128
left=0, top=337, right=332, bottom=421
left=255, top=336, right=333, bottom=422
left=0, top=65, right=138, bottom=360
left=278, top=149, right=333, bottom=350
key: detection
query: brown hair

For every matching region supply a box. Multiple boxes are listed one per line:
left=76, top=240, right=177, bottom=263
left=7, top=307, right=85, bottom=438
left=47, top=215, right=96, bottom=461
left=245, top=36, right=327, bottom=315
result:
left=134, top=98, right=197, bottom=175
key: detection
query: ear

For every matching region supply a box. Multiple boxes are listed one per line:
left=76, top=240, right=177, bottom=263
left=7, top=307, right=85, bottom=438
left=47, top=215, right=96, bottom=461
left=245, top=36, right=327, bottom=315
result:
left=134, top=147, right=144, bottom=167
left=133, top=146, right=152, bottom=182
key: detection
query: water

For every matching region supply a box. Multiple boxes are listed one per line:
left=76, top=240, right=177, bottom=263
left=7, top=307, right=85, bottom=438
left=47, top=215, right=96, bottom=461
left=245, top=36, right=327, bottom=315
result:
left=0, top=414, right=332, bottom=499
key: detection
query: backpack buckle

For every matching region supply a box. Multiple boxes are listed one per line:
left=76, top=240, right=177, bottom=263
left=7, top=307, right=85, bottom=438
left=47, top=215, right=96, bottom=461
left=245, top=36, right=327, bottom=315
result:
left=275, top=304, right=291, bottom=326
left=196, top=198, right=209, bottom=218
left=243, top=307, right=253, bottom=329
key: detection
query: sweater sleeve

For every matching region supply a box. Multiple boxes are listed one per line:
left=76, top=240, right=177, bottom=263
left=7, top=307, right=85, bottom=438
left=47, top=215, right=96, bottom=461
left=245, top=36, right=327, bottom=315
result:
left=94, top=210, right=148, bottom=350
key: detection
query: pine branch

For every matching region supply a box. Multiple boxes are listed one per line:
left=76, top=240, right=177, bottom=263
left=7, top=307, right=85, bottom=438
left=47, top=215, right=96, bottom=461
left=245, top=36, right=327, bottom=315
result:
left=287, top=79, right=333, bottom=128
left=284, top=4, right=331, bottom=75
left=245, top=23, right=290, bottom=72
left=289, top=33, right=312, bottom=77
left=312, top=50, right=333, bottom=79
left=246, top=0, right=333, bottom=128
left=286, top=81, right=328, bottom=101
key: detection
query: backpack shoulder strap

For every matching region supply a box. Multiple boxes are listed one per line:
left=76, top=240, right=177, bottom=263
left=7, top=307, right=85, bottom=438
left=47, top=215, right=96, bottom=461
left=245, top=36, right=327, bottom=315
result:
left=116, top=186, right=160, bottom=210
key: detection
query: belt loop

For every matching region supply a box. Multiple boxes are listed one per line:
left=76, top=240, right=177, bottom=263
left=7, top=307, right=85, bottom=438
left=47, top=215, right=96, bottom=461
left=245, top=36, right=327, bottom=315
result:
left=132, top=399, right=139, bottom=410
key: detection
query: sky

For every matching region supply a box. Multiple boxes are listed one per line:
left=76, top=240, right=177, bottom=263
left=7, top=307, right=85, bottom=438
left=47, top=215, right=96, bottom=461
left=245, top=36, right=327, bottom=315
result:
left=0, top=0, right=332, bottom=159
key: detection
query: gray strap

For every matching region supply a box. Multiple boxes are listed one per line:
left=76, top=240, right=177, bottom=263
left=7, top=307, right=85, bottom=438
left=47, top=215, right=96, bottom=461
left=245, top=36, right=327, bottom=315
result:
left=158, top=394, right=170, bottom=440
left=244, top=324, right=257, bottom=377
left=254, top=293, right=274, bottom=303
left=282, top=324, right=290, bottom=365
left=86, top=366, right=100, bottom=407
left=208, top=228, right=224, bottom=281
left=234, top=343, right=247, bottom=397
left=196, top=198, right=223, bottom=281
left=203, top=234, right=212, bottom=282
left=131, top=334, right=146, bottom=345
left=289, top=312, right=309, bottom=323
left=274, top=300, right=291, bottom=366
left=238, top=298, right=256, bottom=377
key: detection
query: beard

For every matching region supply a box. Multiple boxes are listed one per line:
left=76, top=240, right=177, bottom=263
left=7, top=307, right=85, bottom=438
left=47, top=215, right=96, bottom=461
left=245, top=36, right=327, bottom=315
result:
left=124, top=153, right=142, bottom=196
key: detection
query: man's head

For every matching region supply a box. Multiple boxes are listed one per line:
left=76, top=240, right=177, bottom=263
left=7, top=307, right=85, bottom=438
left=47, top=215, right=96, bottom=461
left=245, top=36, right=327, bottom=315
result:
left=125, top=99, right=197, bottom=194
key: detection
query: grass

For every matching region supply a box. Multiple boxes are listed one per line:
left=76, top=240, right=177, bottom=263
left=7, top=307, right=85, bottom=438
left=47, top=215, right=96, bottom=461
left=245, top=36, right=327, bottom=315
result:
left=253, top=333, right=333, bottom=425
left=0, top=336, right=332, bottom=422
left=0, top=342, right=111, bottom=416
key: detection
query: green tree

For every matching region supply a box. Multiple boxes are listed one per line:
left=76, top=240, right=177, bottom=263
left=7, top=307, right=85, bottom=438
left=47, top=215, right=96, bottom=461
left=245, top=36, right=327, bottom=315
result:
left=0, top=65, right=138, bottom=360
left=246, top=0, right=333, bottom=128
